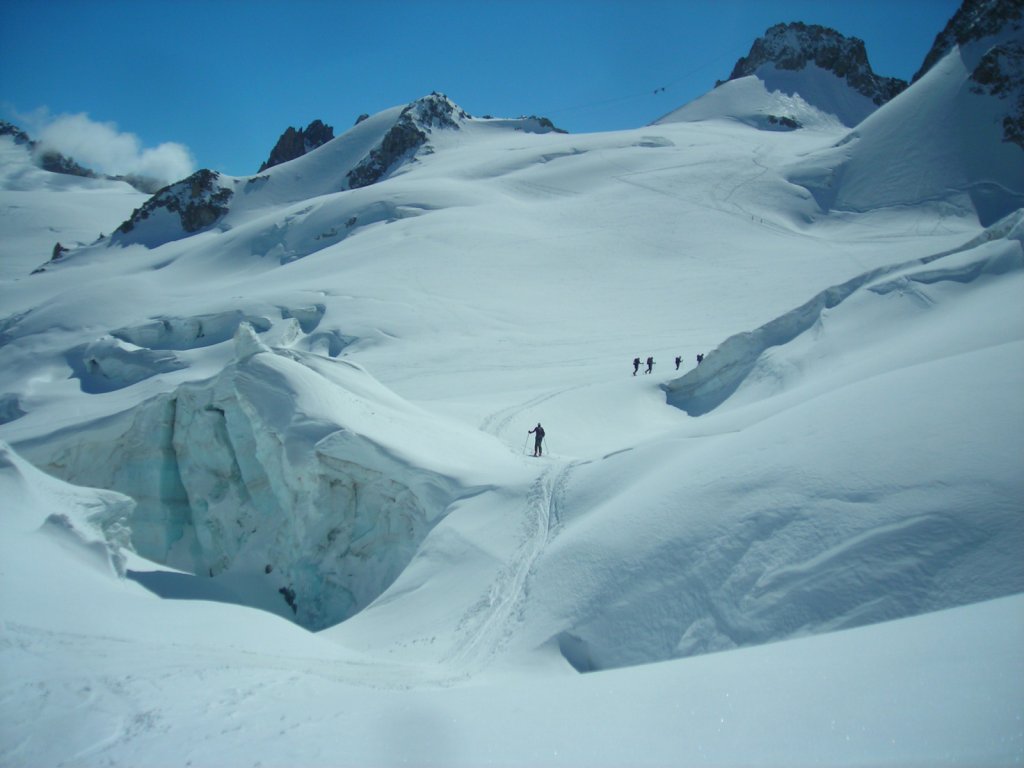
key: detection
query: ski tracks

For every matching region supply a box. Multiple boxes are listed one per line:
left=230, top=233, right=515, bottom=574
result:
left=478, top=384, right=588, bottom=448
left=444, top=459, right=578, bottom=673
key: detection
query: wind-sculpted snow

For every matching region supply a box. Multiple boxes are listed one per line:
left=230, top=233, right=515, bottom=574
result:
left=0, top=394, right=25, bottom=425
left=665, top=210, right=1024, bottom=417
left=21, top=325, right=517, bottom=630
left=511, top=228, right=1024, bottom=671
left=65, top=336, right=188, bottom=394
left=244, top=195, right=444, bottom=264
left=112, top=310, right=273, bottom=350
left=0, top=441, right=133, bottom=578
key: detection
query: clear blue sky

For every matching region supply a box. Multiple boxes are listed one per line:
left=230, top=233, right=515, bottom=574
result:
left=1, top=0, right=961, bottom=180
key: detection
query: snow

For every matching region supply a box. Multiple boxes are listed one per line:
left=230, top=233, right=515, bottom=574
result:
left=0, top=137, right=148, bottom=279
left=1, top=37, right=1023, bottom=768
left=656, top=65, right=866, bottom=130
left=788, top=43, right=1024, bottom=226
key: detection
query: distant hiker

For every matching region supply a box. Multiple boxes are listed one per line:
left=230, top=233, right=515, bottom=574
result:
left=697, top=353, right=704, bottom=364
left=645, top=356, right=654, bottom=374
left=674, top=355, right=682, bottom=370
left=632, top=357, right=641, bottom=376
left=528, top=423, right=546, bottom=456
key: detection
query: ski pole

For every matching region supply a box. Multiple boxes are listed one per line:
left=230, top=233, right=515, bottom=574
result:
left=523, top=433, right=531, bottom=455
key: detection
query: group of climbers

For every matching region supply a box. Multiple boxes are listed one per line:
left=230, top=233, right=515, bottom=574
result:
left=632, top=352, right=703, bottom=376
left=528, top=351, right=708, bottom=457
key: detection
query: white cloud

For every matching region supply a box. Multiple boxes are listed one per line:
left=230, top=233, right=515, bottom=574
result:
left=30, top=111, right=195, bottom=186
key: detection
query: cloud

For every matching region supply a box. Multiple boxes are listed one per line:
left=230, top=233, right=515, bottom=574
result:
left=27, top=111, right=195, bottom=186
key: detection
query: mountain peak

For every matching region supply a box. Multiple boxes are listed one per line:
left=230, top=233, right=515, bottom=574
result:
left=345, top=92, right=469, bottom=190
left=913, top=0, right=1024, bottom=149
left=724, top=22, right=907, bottom=107
left=258, top=119, right=335, bottom=173
left=914, top=0, right=1024, bottom=82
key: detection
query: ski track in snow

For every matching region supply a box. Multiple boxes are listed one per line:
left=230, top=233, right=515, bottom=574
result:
left=444, top=460, right=578, bottom=675
left=477, top=384, right=589, bottom=451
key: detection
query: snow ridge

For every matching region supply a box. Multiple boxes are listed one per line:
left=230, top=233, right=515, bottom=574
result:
left=665, top=209, right=1024, bottom=416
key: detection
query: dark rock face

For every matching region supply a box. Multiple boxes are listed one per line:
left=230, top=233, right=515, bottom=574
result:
left=971, top=39, right=1024, bottom=147
left=346, top=92, right=469, bottom=190
left=0, top=120, right=33, bottom=145
left=38, top=150, right=96, bottom=178
left=914, top=0, right=1024, bottom=149
left=913, top=0, right=1023, bottom=82
left=2, top=120, right=96, bottom=178
left=724, top=22, right=907, bottom=106
left=258, top=119, right=335, bottom=172
left=116, top=169, right=234, bottom=237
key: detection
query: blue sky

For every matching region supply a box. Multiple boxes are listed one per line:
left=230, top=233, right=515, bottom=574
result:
left=1, top=0, right=961, bottom=181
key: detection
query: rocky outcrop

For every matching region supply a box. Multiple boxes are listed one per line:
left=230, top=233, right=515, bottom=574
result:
left=115, top=169, right=233, bottom=238
left=913, top=0, right=1023, bottom=81
left=913, top=0, right=1024, bottom=149
left=0, top=120, right=32, bottom=145
left=346, top=92, right=469, bottom=190
left=723, top=22, right=907, bottom=106
left=971, top=39, right=1024, bottom=147
left=258, top=119, right=335, bottom=172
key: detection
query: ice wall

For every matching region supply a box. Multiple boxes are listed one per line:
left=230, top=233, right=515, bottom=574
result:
left=20, top=325, right=511, bottom=630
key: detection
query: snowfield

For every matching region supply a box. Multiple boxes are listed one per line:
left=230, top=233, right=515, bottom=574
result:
left=1, top=29, right=1023, bottom=768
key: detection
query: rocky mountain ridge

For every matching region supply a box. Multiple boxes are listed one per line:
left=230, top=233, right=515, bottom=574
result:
left=345, top=91, right=470, bottom=190
left=95, top=93, right=563, bottom=252
left=913, top=0, right=1023, bottom=149
left=257, top=119, right=335, bottom=173
left=914, top=0, right=1023, bottom=81
left=112, top=169, right=233, bottom=244
left=721, top=22, right=907, bottom=107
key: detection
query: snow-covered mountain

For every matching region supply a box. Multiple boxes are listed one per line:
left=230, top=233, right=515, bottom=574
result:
left=0, top=129, right=149, bottom=279
left=787, top=0, right=1024, bottom=226
left=1, top=3, right=1022, bottom=765
left=658, top=22, right=905, bottom=130
left=914, top=0, right=1024, bottom=150
left=84, top=92, right=562, bottom=253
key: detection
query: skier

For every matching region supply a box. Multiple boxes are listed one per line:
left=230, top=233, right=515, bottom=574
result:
left=632, top=357, right=641, bottom=376
left=528, top=423, right=546, bottom=457
left=645, top=356, right=654, bottom=374
left=674, top=355, right=682, bottom=370
left=697, top=353, right=704, bottom=365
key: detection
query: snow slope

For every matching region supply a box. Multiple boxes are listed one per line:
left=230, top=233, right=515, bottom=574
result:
left=656, top=65, right=870, bottom=131
left=2, top=441, right=1022, bottom=766
left=1, top=27, right=1022, bottom=766
left=0, top=136, right=147, bottom=279
left=789, top=41, right=1024, bottom=226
